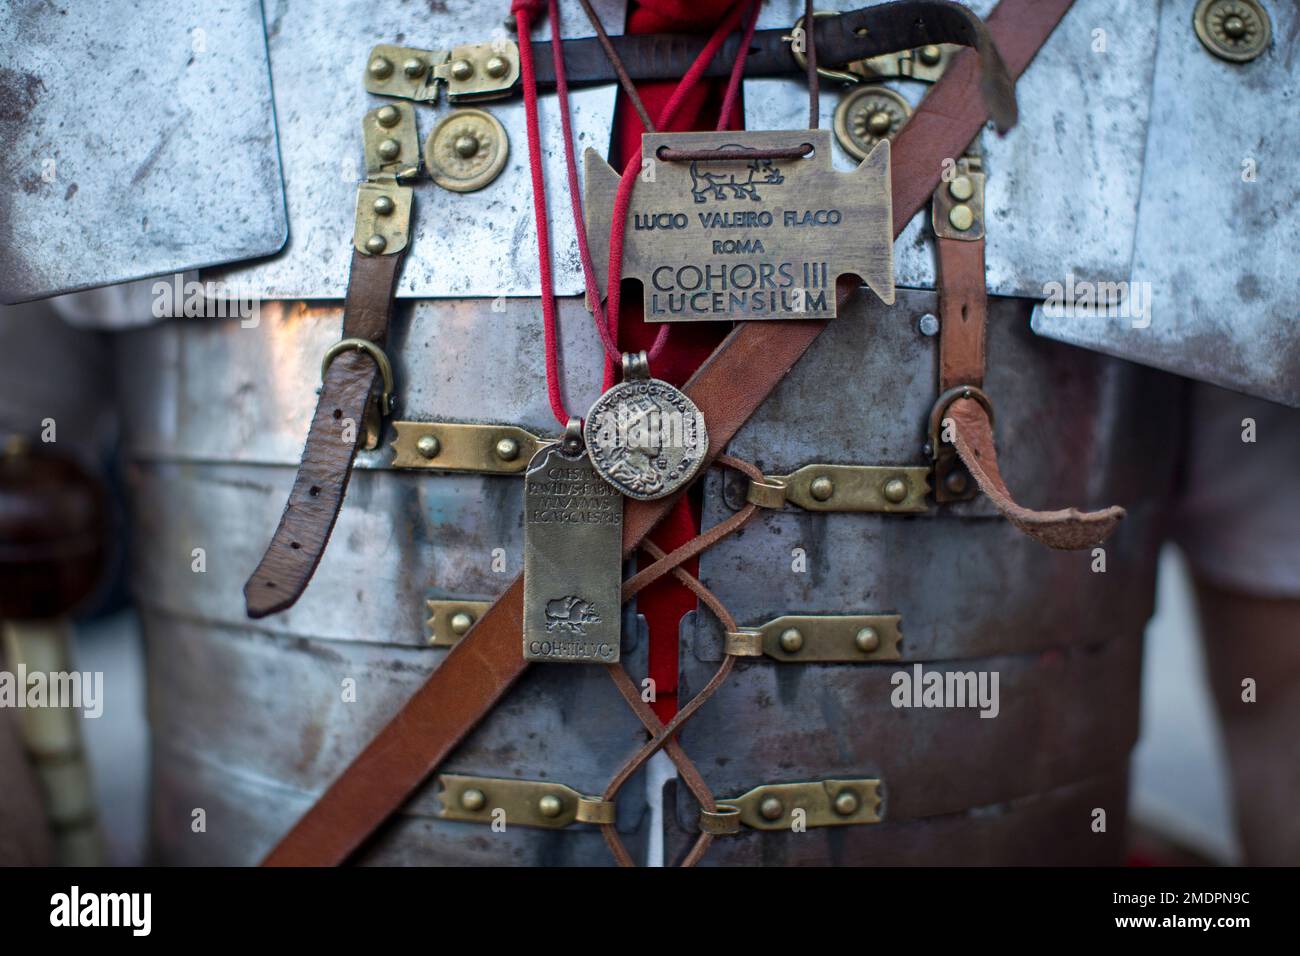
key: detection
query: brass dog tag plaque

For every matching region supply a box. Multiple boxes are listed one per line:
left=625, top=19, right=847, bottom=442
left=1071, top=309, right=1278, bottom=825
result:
left=523, top=434, right=623, bottom=664
left=583, top=129, right=894, bottom=322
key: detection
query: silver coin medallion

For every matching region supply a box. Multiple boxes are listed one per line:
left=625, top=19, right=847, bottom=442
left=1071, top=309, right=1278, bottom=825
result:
left=583, top=352, right=709, bottom=501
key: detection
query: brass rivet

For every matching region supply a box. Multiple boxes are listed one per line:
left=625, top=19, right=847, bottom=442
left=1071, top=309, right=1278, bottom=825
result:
left=454, top=134, right=480, bottom=158
left=779, top=628, right=804, bottom=654
left=376, top=105, right=401, bottom=128
left=377, top=138, right=401, bottom=161
left=919, top=45, right=942, bottom=65
left=833, top=790, right=860, bottom=816
left=416, top=434, right=440, bottom=459
left=866, top=110, right=892, bottom=136
left=948, top=174, right=974, bottom=201
left=944, top=469, right=969, bottom=495
left=883, top=477, right=908, bottom=504
left=948, top=203, right=974, bottom=231
left=855, top=626, right=880, bottom=653
left=759, top=796, right=784, bottom=820
left=495, top=437, right=520, bottom=461
left=809, top=476, right=834, bottom=501
left=403, top=57, right=426, bottom=78
left=538, top=794, right=563, bottom=818
left=450, top=58, right=474, bottom=81
left=450, top=611, right=475, bottom=635
left=368, top=57, right=393, bottom=80
left=1223, top=14, right=1246, bottom=38
left=364, top=234, right=387, bottom=255
left=486, top=55, right=509, bottom=78
left=372, top=195, right=395, bottom=216
left=460, top=788, right=486, bottom=811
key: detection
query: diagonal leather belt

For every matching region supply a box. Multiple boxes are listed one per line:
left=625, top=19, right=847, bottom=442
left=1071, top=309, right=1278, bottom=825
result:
left=260, top=0, right=1077, bottom=866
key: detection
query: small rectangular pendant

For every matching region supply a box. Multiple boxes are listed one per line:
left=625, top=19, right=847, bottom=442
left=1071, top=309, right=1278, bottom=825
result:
left=522, top=442, right=623, bottom=663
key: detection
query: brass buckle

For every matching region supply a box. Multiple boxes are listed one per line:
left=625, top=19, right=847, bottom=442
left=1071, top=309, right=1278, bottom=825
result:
left=321, top=337, right=396, bottom=415
left=785, top=11, right=861, bottom=86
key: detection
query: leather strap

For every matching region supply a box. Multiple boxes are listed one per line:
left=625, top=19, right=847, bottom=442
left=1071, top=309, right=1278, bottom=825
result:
left=243, top=249, right=405, bottom=618
left=533, top=0, right=1016, bottom=131
left=933, top=196, right=1122, bottom=544
left=937, top=236, right=987, bottom=392
left=262, top=0, right=1074, bottom=867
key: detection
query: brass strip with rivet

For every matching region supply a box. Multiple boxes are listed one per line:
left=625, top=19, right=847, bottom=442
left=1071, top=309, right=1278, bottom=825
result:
left=754, top=614, right=902, bottom=662
left=364, top=41, right=520, bottom=103
left=931, top=153, right=985, bottom=241
left=723, top=779, right=883, bottom=831
left=425, top=599, right=494, bottom=647
left=760, top=465, right=930, bottom=513
left=435, top=774, right=612, bottom=830
left=391, top=421, right=549, bottom=473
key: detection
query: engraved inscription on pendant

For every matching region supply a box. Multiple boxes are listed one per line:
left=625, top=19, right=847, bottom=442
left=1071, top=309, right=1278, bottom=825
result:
left=523, top=442, right=623, bottom=663
left=583, top=129, right=894, bottom=322
left=584, top=353, right=708, bottom=501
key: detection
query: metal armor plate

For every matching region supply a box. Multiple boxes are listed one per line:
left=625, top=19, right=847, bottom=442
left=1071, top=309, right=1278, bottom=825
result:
left=0, top=0, right=287, bottom=304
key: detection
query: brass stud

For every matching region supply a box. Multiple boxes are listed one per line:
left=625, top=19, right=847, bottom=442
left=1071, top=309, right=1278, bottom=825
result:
left=372, top=195, right=395, bottom=216
left=833, top=790, right=860, bottom=816
left=450, top=58, right=474, bottom=81
left=779, top=628, right=804, bottom=654
left=450, top=612, right=475, bottom=635
left=1223, top=14, right=1246, bottom=38
left=460, top=788, right=486, bottom=812
left=919, top=44, right=942, bottom=65
left=368, top=57, right=394, bottom=80
left=364, top=234, right=387, bottom=255
left=538, top=794, right=563, bottom=818
left=759, top=796, right=785, bottom=821
left=495, top=437, right=520, bottom=461
left=486, top=55, right=509, bottom=78
left=866, top=110, right=892, bottom=136
left=376, top=105, right=401, bottom=128
left=948, top=174, right=974, bottom=202
left=809, top=475, right=834, bottom=501
left=883, top=477, right=908, bottom=504
left=377, top=138, right=401, bottom=161
left=403, top=57, right=426, bottom=78
left=944, top=469, right=969, bottom=495
left=454, top=134, right=480, bottom=159
left=416, top=434, right=441, bottom=459
left=948, top=203, right=974, bottom=231
left=855, top=626, right=880, bottom=654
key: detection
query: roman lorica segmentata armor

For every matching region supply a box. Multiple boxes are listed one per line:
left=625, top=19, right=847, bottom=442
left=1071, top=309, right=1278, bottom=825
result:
left=4, top=0, right=1295, bottom=866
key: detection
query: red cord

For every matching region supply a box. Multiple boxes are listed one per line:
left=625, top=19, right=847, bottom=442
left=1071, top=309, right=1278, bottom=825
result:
left=515, top=0, right=755, bottom=426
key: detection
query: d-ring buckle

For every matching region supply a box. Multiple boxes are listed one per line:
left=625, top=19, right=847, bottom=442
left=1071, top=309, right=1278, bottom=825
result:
left=785, top=11, right=862, bottom=87
left=321, top=337, right=395, bottom=414
left=927, top=385, right=994, bottom=459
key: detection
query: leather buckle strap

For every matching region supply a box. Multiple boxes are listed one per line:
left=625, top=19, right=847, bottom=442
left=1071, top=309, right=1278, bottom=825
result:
left=243, top=248, right=406, bottom=619
left=932, top=202, right=1123, bottom=545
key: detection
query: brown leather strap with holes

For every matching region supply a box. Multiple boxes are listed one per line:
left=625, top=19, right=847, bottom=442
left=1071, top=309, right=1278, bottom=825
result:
left=937, top=236, right=988, bottom=392
left=261, top=0, right=1074, bottom=867
left=243, top=249, right=405, bottom=618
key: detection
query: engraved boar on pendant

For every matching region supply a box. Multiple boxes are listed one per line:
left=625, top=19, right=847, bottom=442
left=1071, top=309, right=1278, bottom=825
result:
left=545, top=595, right=602, bottom=634
left=688, top=146, right=784, bottom=204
